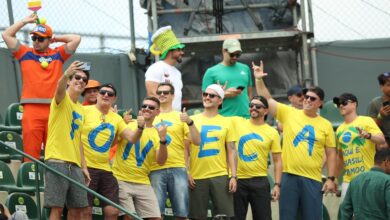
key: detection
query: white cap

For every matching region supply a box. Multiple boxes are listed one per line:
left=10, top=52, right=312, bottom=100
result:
left=222, top=39, right=242, bottom=53
left=206, top=84, right=225, bottom=99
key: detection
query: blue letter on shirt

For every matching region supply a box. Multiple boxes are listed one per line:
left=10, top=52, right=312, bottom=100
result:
left=122, top=140, right=154, bottom=167
left=88, top=123, right=115, bottom=153
left=199, top=125, right=221, bottom=158
left=70, top=111, right=82, bottom=140
left=238, top=133, right=263, bottom=162
left=293, top=125, right=316, bottom=156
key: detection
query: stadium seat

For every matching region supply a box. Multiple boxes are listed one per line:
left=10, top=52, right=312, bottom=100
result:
left=320, top=100, right=343, bottom=130
left=187, top=108, right=203, bottom=116
left=16, top=162, right=45, bottom=193
left=5, top=192, right=39, bottom=220
left=4, top=103, right=23, bottom=134
left=91, top=196, right=105, bottom=220
left=0, top=131, right=23, bottom=162
left=0, top=160, right=21, bottom=193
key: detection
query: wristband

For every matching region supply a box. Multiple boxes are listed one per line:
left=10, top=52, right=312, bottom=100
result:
left=377, top=113, right=382, bottom=120
left=137, top=126, right=144, bottom=131
left=366, top=133, right=372, bottom=140
left=187, top=120, right=194, bottom=126
left=231, top=176, right=237, bottom=180
left=160, top=139, right=167, bottom=145
left=327, top=176, right=335, bottom=182
left=274, top=182, right=281, bottom=187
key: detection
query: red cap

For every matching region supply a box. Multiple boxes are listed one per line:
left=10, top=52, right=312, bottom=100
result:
left=30, top=24, right=53, bottom=38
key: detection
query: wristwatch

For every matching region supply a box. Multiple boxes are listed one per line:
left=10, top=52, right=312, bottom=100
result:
left=274, top=182, right=281, bottom=187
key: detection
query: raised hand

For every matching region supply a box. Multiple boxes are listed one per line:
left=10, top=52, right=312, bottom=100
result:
left=64, top=60, right=84, bottom=78
left=137, top=110, right=145, bottom=128
left=156, top=119, right=168, bottom=141
left=180, top=107, right=191, bottom=124
left=123, top=108, right=133, bottom=124
left=22, top=13, right=38, bottom=24
left=252, top=60, right=268, bottom=80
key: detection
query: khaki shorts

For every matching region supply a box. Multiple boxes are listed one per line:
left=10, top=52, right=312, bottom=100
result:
left=118, top=180, right=160, bottom=218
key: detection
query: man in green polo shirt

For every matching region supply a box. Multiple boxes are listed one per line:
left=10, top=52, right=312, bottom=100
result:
left=202, top=38, right=253, bottom=118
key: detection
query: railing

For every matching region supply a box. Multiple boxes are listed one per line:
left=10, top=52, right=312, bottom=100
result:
left=0, top=141, right=141, bottom=220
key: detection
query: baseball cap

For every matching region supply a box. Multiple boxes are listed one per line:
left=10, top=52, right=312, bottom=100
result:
left=302, top=86, right=325, bottom=101
left=206, top=84, right=225, bottom=99
left=30, top=24, right=53, bottom=38
left=223, top=39, right=242, bottom=53
left=98, top=83, right=117, bottom=96
left=287, top=85, right=303, bottom=96
left=333, top=93, right=358, bottom=105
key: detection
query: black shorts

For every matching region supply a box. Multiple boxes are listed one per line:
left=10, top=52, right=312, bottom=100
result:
left=87, top=167, right=119, bottom=207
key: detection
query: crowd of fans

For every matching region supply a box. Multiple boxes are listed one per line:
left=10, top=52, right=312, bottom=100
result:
left=1, top=14, right=389, bottom=220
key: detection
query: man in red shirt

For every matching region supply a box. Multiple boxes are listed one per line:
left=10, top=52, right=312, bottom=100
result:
left=1, top=13, right=81, bottom=161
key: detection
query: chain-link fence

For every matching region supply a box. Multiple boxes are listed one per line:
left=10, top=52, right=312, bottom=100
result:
left=0, top=0, right=149, bottom=53
left=312, top=0, right=390, bottom=42
left=1, top=0, right=389, bottom=53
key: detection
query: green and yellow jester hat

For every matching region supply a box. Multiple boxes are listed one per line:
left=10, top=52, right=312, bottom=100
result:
left=150, top=26, right=185, bottom=60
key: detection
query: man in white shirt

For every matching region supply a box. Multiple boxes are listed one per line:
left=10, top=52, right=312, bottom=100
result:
left=145, top=26, right=185, bottom=111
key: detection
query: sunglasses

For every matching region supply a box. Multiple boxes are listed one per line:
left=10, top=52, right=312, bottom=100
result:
left=249, top=103, right=266, bottom=109
left=31, top=35, right=47, bottom=42
left=73, top=75, right=88, bottom=83
left=295, top=93, right=303, bottom=98
left=99, top=90, right=115, bottom=97
left=141, top=104, right=157, bottom=110
left=336, top=100, right=354, bottom=108
left=156, top=90, right=172, bottom=95
left=202, top=92, right=219, bottom=99
left=229, top=52, right=241, bottom=58
left=304, top=94, right=318, bottom=102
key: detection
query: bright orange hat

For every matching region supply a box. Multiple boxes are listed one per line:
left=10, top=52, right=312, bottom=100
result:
left=30, top=24, right=53, bottom=38
left=85, top=80, right=100, bottom=89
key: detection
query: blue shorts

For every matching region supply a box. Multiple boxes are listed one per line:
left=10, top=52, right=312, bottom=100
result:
left=149, top=167, right=189, bottom=218
left=279, top=173, right=323, bottom=220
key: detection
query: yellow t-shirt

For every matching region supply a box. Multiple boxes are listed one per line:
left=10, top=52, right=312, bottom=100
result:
left=112, top=123, right=160, bottom=185
left=45, top=93, right=84, bottom=166
left=81, top=105, right=127, bottom=171
left=232, top=117, right=281, bottom=179
left=276, top=103, right=336, bottom=182
left=151, top=111, right=189, bottom=171
left=336, top=116, right=382, bottom=183
left=189, top=114, right=236, bottom=180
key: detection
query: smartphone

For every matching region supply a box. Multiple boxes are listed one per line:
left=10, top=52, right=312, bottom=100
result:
left=237, top=86, right=245, bottom=91
left=80, top=62, right=91, bottom=71
left=383, top=101, right=390, bottom=106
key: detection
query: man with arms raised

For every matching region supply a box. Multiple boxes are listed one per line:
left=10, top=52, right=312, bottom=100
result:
left=253, top=61, right=337, bottom=220
left=44, top=61, right=90, bottom=220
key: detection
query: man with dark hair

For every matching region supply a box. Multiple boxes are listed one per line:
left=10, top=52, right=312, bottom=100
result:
left=339, top=148, right=390, bottom=220
left=145, top=26, right=185, bottom=111
left=232, top=95, right=282, bottom=220
left=44, top=61, right=90, bottom=220
left=112, top=96, right=168, bottom=220
left=150, top=82, right=200, bottom=219
left=202, top=38, right=253, bottom=118
left=188, top=84, right=237, bottom=219
left=2, top=13, right=81, bottom=161
left=253, top=61, right=337, bottom=220
left=81, top=83, right=145, bottom=220
left=368, top=72, right=390, bottom=140
left=334, top=93, right=385, bottom=201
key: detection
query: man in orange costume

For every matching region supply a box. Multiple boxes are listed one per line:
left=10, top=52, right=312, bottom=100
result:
left=1, top=14, right=81, bottom=161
